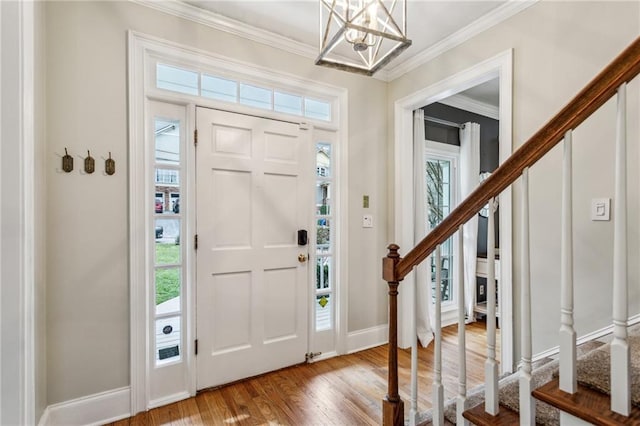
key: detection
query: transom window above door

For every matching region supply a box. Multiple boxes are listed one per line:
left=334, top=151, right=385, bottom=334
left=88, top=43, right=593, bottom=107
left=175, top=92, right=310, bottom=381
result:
left=156, top=63, right=332, bottom=122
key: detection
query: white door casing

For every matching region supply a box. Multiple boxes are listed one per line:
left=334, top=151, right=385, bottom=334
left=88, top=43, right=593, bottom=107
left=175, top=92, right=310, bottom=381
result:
left=195, top=108, right=311, bottom=389
left=129, top=32, right=347, bottom=411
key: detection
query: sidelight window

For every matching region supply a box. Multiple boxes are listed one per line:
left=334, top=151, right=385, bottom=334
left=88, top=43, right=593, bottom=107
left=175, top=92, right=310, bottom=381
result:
left=315, top=142, right=334, bottom=331
left=426, top=146, right=459, bottom=305
left=153, top=117, right=184, bottom=366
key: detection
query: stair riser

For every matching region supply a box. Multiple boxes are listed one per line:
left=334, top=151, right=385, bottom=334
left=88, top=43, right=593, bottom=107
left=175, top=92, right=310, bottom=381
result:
left=560, top=412, right=593, bottom=426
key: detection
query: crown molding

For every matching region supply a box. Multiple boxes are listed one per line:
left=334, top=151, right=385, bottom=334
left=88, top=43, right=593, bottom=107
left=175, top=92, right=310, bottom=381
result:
left=131, top=0, right=316, bottom=58
left=438, top=94, right=499, bottom=120
left=130, top=0, right=391, bottom=81
left=384, top=0, right=538, bottom=81
left=131, top=0, right=536, bottom=83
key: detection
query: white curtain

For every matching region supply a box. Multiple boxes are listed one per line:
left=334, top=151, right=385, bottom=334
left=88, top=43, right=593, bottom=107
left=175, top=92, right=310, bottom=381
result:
left=414, top=109, right=434, bottom=347
left=459, top=122, right=481, bottom=321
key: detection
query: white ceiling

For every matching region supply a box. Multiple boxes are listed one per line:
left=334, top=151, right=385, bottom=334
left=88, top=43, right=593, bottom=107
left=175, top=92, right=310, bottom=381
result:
left=459, top=77, right=500, bottom=107
left=186, top=1, right=505, bottom=58
left=140, top=0, right=534, bottom=106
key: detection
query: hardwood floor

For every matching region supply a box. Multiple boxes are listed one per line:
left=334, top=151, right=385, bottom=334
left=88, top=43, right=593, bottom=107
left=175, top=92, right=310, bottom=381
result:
left=108, top=321, right=498, bottom=425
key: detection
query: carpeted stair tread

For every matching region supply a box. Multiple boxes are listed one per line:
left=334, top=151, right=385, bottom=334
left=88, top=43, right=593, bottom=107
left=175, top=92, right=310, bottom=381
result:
left=499, top=358, right=561, bottom=425
left=495, top=341, right=608, bottom=425
left=532, top=378, right=640, bottom=425
left=567, top=335, right=640, bottom=407
left=462, top=403, right=520, bottom=425
left=414, top=336, right=613, bottom=424
left=415, top=357, right=556, bottom=425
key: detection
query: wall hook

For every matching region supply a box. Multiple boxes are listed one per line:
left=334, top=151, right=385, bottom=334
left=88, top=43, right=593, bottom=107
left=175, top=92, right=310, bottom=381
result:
left=62, top=148, right=74, bottom=173
left=84, top=150, right=95, bottom=174
left=105, top=152, right=115, bottom=175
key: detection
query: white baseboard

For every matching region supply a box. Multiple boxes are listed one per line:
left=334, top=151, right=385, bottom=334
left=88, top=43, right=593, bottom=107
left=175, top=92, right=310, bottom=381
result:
left=38, top=387, right=130, bottom=426
left=533, top=314, right=640, bottom=362
left=346, top=324, right=388, bottom=353
left=441, top=308, right=459, bottom=329
left=148, top=391, right=191, bottom=410
left=37, top=407, right=50, bottom=426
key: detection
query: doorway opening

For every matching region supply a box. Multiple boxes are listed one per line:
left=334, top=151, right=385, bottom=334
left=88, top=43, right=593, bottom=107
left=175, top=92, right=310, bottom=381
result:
left=394, top=50, right=514, bottom=372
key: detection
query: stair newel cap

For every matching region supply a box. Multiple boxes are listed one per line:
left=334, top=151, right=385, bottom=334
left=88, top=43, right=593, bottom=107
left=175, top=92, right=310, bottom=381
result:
left=387, top=243, right=400, bottom=258
left=383, top=244, right=402, bottom=283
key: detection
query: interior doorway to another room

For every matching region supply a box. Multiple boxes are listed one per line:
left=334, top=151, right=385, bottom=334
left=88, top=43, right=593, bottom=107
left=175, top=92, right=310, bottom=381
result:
left=394, top=49, right=513, bottom=372
left=422, top=80, right=501, bottom=333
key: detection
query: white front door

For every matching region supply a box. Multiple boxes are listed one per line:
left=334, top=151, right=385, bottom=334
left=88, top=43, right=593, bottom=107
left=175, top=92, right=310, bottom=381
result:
left=195, top=107, right=311, bottom=389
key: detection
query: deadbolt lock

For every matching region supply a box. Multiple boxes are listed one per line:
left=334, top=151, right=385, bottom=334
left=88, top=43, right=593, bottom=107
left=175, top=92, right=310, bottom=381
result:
left=298, top=253, right=307, bottom=263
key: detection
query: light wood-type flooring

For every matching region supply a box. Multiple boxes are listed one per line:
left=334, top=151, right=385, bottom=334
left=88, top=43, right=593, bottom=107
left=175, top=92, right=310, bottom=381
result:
left=108, top=321, right=498, bottom=425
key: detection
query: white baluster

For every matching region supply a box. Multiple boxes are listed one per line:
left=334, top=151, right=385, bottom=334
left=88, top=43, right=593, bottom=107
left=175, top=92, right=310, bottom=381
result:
left=519, top=168, right=535, bottom=425
left=485, top=198, right=499, bottom=415
left=456, top=226, right=469, bottom=425
left=559, top=130, right=577, bottom=394
left=434, top=247, right=444, bottom=425
left=611, top=82, right=630, bottom=415
left=409, top=261, right=418, bottom=426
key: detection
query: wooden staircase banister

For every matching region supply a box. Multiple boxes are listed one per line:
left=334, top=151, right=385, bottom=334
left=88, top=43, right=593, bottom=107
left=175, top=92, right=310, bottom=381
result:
left=394, top=36, right=640, bottom=281
left=382, top=35, right=640, bottom=426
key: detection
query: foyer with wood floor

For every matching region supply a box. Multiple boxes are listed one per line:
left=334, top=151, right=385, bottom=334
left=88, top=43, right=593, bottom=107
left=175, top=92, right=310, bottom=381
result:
left=106, top=322, right=494, bottom=425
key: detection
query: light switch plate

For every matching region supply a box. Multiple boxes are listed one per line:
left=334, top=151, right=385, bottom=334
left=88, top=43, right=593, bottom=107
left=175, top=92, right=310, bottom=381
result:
left=591, top=198, right=610, bottom=221
left=362, top=214, right=373, bottom=228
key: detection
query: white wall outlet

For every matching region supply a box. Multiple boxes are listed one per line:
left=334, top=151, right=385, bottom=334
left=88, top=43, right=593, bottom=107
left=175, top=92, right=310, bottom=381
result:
left=591, top=198, right=610, bottom=221
left=362, top=214, right=373, bottom=228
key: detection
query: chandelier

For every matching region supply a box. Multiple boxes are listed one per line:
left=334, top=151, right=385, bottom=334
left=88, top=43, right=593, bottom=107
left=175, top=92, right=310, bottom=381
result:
left=316, top=0, right=411, bottom=76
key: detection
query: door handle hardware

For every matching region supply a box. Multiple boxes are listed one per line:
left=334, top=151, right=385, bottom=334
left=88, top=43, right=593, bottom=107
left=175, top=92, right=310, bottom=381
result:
left=298, top=253, right=307, bottom=263
left=297, top=229, right=308, bottom=246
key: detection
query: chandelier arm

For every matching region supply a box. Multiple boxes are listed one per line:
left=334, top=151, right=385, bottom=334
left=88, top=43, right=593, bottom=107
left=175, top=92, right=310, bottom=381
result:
left=318, top=26, right=348, bottom=58
left=322, top=0, right=348, bottom=24
left=377, top=3, right=402, bottom=38
left=370, top=0, right=397, bottom=60
left=356, top=48, right=372, bottom=68
left=345, top=24, right=407, bottom=42
left=402, top=0, right=407, bottom=35
left=321, top=0, right=340, bottom=48
left=346, top=7, right=367, bottom=25
left=376, top=0, right=404, bottom=36
left=371, top=29, right=384, bottom=61
left=368, top=40, right=411, bottom=72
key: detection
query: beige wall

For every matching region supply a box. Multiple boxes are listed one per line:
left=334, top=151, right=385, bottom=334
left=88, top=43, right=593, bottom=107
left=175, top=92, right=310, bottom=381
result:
left=44, top=1, right=389, bottom=404
left=42, top=0, right=640, bottom=408
left=389, top=1, right=640, bottom=357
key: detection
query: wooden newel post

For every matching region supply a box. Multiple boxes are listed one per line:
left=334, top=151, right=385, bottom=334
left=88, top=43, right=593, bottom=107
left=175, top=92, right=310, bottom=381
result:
left=382, top=244, right=404, bottom=426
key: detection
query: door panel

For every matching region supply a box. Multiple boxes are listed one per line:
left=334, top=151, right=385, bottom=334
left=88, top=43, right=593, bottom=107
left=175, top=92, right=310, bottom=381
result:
left=196, top=108, right=311, bottom=389
left=209, top=169, right=252, bottom=248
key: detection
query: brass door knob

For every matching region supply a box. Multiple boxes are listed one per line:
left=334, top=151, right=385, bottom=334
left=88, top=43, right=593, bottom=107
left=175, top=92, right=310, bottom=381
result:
left=298, top=253, right=307, bottom=263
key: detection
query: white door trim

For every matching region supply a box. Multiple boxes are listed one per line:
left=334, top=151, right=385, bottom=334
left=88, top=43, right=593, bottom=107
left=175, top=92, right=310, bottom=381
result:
left=393, top=49, right=514, bottom=372
left=0, top=0, right=36, bottom=423
left=128, top=31, right=348, bottom=414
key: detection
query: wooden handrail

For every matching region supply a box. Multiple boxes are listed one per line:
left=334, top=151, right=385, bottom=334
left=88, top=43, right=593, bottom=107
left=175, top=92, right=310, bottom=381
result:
left=382, top=36, right=640, bottom=426
left=395, top=36, right=640, bottom=281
